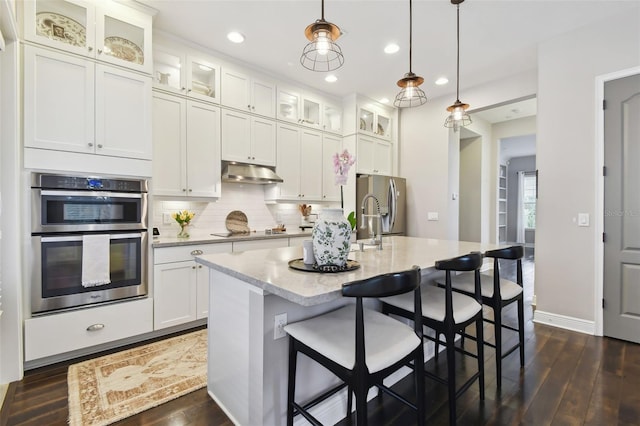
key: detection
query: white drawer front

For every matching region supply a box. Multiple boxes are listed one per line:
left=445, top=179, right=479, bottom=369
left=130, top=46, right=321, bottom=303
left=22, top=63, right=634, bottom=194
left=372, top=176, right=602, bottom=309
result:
left=24, top=298, right=153, bottom=361
left=154, top=242, right=233, bottom=264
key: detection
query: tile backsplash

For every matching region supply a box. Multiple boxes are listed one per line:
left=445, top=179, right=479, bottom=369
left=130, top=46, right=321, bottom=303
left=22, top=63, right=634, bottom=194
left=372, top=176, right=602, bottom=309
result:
left=152, top=182, right=339, bottom=236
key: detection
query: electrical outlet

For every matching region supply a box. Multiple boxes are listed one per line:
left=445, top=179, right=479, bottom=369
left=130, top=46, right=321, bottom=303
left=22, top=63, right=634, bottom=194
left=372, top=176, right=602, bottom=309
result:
left=163, top=213, right=172, bottom=224
left=274, top=313, right=288, bottom=340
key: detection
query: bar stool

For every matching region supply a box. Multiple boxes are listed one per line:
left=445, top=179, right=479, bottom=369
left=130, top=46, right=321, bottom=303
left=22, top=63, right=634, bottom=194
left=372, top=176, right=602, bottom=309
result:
left=284, top=266, right=425, bottom=426
left=435, top=245, right=525, bottom=389
left=381, top=252, right=485, bottom=426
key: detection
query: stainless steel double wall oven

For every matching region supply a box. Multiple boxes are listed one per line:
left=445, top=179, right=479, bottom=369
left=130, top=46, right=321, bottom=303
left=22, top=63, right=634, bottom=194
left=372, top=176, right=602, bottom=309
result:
left=30, top=173, right=149, bottom=314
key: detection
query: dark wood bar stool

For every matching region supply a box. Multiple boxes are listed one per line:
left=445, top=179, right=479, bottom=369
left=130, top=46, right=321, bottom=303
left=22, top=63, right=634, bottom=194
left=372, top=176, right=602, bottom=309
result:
left=284, top=266, right=425, bottom=426
left=381, top=252, right=485, bottom=426
left=436, top=245, right=525, bottom=389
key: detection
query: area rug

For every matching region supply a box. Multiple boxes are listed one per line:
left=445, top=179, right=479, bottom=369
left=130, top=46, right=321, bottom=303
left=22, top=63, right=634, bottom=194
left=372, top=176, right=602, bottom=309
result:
left=67, top=329, right=207, bottom=426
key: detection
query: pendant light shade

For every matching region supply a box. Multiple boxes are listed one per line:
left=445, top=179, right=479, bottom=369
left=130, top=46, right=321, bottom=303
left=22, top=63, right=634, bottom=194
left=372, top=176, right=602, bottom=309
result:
left=444, top=0, right=471, bottom=131
left=300, top=0, right=344, bottom=72
left=394, top=0, right=427, bottom=108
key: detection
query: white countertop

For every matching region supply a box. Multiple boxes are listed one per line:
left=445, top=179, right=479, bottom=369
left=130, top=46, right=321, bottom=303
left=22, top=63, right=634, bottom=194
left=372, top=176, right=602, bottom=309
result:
left=152, top=229, right=312, bottom=248
left=195, top=236, right=501, bottom=306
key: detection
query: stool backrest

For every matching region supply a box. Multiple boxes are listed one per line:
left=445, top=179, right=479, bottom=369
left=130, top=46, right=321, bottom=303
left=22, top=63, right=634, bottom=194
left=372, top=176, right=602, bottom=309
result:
left=436, top=252, right=483, bottom=322
left=484, top=245, right=524, bottom=260
left=342, top=266, right=422, bottom=372
left=485, top=245, right=524, bottom=291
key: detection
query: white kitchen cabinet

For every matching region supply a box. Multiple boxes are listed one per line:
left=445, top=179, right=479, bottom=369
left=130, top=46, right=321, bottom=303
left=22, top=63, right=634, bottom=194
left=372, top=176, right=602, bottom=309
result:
left=23, top=0, right=153, bottom=74
left=24, top=45, right=152, bottom=160
left=356, top=135, right=392, bottom=176
left=323, top=101, right=343, bottom=134
left=24, top=298, right=153, bottom=361
left=221, top=109, right=276, bottom=166
left=277, top=86, right=326, bottom=130
left=152, top=46, right=220, bottom=104
left=267, top=124, right=322, bottom=201
left=221, top=66, right=276, bottom=117
left=152, top=92, right=221, bottom=198
left=358, top=105, right=392, bottom=140
left=153, top=243, right=232, bottom=329
left=322, top=133, right=343, bottom=201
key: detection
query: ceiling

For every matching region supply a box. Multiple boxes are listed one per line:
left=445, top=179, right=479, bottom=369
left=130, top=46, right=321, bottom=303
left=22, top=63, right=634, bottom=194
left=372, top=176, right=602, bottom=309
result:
left=136, top=0, right=637, bottom=106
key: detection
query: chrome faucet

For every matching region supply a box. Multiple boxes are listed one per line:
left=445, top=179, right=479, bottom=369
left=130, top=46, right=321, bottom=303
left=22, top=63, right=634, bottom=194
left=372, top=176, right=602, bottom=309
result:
left=358, top=193, right=383, bottom=250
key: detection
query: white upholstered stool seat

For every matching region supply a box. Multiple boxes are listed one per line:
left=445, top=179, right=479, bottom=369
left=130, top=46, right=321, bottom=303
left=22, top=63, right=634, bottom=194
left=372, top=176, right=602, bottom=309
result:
left=382, top=285, right=482, bottom=325
left=438, top=272, right=523, bottom=301
left=284, top=304, right=421, bottom=374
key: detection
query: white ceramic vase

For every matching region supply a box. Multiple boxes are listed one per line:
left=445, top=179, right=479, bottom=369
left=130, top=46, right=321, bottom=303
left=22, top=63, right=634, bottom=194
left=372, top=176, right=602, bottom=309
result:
left=312, top=208, right=352, bottom=267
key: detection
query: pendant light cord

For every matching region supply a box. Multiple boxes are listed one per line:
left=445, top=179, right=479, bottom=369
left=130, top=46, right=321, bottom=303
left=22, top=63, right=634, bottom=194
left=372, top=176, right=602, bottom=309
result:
left=455, top=3, right=460, bottom=102
left=321, top=0, right=325, bottom=20
left=409, top=0, right=413, bottom=73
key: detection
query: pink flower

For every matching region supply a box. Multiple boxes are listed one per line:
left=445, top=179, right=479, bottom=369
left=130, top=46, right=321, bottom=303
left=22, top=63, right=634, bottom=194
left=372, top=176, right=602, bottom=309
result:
left=334, top=149, right=355, bottom=186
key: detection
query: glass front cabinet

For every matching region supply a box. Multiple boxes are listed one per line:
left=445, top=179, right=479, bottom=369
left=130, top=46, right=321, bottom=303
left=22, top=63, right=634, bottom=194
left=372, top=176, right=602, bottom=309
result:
left=23, top=0, right=152, bottom=74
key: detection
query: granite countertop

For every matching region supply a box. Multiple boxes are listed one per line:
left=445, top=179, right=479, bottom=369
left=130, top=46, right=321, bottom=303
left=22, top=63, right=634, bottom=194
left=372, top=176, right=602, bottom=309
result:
left=195, top=236, right=501, bottom=306
left=152, top=229, right=312, bottom=248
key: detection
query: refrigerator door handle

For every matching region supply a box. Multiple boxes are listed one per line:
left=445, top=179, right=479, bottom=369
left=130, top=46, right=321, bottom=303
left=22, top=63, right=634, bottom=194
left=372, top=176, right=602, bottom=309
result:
left=388, top=178, right=397, bottom=231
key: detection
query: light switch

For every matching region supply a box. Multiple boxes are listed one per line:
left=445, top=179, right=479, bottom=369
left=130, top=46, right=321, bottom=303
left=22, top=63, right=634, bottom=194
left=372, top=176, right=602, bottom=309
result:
left=578, top=213, right=590, bottom=227
left=427, top=212, right=439, bottom=221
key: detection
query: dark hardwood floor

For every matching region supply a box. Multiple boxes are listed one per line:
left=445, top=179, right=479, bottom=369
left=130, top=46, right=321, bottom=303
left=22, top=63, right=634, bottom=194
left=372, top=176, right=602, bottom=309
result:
left=3, top=248, right=640, bottom=425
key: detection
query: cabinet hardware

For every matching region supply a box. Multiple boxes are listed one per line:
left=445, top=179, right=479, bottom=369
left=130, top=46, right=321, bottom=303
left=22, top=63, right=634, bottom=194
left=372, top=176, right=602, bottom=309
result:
left=86, top=323, right=105, bottom=332
left=97, top=49, right=102, bottom=54
left=247, top=105, right=251, bottom=109
left=188, top=189, right=193, bottom=192
left=182, top=188, right=187, bottom=192
left=181, top=87, right=186, bottom=91
left=190, top=249, right=204, bottom=255
left=87, top=46, right=93, bottom=52
left=88, top=142, right=94, bottom=147
left=97, top=144, right=103, bottom=148
left=192, top=266, right=196, bottom=269
left=198, top=265, right=202, bottom=269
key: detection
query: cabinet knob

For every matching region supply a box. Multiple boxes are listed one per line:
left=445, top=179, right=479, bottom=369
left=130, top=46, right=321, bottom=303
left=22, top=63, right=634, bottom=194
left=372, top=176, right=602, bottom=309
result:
left=97, top=144, right=103, bottom=148
left=97, top=49, right=103, bottom=54
left=187, top=89, right=192, bottom=93
left=251, top=106, right=255, bottom=110
left=88, top=142, right=94, bottom=147
left=192, top=266, right=196, bottom=269
left=190, top=249, right=204, bottom=255
left=247, top=105, right=251, bottom=109
left=198, top=265, right=202, bottom=269
left=86, top=323, right=105, bottom=332
left=182, top=188, right=187, bottom=192
left=87, top=46, right=93, bottom=52
left=188, top=189, right=193, bottom=192
left=181, top=87, right=186, bottom=91
left=252, top=156, right=256, bottom=160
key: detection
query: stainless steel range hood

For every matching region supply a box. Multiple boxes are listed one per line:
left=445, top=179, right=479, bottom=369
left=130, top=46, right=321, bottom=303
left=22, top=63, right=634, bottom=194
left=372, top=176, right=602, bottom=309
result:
left=221, top=162, right=283, bottom=184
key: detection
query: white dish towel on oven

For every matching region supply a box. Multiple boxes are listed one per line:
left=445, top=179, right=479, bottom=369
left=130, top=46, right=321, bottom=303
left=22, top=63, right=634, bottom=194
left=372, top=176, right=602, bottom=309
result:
left=81, top=234, right=111, bottom=287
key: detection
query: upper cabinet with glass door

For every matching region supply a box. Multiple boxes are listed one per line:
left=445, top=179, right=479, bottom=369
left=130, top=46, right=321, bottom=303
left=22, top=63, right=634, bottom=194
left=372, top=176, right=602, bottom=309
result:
left=358, top=106, right=392, bottom=140
left=23, top=0, right=152, bottom=74
left=323, top=102, right=343, bottom=134
left=152, top=46, right=220, bottom=104
left=277, top=87, right=327, bottom=130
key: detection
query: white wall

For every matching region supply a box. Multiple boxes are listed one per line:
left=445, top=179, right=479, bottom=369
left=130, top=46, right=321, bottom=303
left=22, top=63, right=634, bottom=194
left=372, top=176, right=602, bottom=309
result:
left=459, top=136, right=482, bottom=242
left=535, top=6, right=640, bottom=325
left=399, top=69, right=537, bottom=240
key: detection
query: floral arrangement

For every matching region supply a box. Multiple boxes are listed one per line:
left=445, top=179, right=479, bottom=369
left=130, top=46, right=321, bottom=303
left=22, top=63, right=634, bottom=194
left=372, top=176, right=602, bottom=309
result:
left=172, top=210, right=195, bottom=226
left=333, top=149, right=356, bottom=209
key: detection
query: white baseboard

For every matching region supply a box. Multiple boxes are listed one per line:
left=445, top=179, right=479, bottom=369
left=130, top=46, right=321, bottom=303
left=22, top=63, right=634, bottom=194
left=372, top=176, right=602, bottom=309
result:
left=533, top=310, right=595, bottom=335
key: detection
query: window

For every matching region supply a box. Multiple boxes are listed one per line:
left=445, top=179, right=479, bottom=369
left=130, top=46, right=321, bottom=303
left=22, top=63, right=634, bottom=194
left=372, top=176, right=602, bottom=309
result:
left=522, top=171, right=537, bottom=229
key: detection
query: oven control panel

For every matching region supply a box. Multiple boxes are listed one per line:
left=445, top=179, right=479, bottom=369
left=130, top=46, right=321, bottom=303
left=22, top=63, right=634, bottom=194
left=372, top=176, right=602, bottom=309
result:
left=32, top=173, right=148, bottom=193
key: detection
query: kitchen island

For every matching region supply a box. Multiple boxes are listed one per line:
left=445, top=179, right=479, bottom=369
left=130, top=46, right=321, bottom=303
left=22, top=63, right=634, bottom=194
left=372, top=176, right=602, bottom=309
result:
left=196, top=236, right=500, bottom=426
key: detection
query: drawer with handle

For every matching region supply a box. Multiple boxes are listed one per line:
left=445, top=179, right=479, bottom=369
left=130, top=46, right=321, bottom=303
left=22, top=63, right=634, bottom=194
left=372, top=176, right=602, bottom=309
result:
left=154, top=243, right=233, bottom=264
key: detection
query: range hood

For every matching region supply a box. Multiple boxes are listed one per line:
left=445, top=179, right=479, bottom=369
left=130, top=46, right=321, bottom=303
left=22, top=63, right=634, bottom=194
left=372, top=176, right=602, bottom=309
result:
left=221, top=162, right=283, bottom=184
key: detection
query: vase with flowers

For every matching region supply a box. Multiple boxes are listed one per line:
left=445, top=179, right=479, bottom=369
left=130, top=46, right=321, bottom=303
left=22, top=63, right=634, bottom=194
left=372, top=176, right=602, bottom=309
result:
left=172, top=210, right=195, bottom=238
left=311, top=150, right=356, bottom=269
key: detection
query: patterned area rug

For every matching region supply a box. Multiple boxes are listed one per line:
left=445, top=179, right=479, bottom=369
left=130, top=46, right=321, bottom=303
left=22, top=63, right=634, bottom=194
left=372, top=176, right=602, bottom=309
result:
left=67, top=329, right=207, bottom=426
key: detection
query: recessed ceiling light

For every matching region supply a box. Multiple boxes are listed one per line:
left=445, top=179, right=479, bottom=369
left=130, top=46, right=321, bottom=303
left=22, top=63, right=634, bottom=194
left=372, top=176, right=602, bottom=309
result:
left=384, top=43, right=400, bottom=54
left=435, top=77, right=449, bottom=85
left=198, top=64, right=213, bottom=72
left=227, top=31, right=245, bottom=43
left=325, top=75, right=338, bottom=83
left=379, top=98, right=390, bottom=104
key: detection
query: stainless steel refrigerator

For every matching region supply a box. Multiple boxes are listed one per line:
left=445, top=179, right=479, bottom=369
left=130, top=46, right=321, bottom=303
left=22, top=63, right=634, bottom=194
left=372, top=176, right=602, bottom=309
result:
left=356, top=174, right=407, bottom=240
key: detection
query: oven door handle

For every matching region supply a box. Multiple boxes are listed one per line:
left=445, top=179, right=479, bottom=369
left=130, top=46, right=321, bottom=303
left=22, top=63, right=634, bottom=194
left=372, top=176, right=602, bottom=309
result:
left=39, top=233, right=144, bottom=243
left=38, top=190, right=143, bottom=199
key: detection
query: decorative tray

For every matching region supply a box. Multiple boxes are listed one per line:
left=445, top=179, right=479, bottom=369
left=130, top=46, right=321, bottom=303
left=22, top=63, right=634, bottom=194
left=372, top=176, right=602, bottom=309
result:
left=36, top=12, right=86, bottom=47
left=288, top=259, right=360, bottom=273
left=104, top=36, right=144, bottom=64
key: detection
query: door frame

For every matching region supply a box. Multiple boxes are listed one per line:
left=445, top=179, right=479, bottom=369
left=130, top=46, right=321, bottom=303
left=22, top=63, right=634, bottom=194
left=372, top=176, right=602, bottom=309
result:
left=595, top=65, right=640, bottom=336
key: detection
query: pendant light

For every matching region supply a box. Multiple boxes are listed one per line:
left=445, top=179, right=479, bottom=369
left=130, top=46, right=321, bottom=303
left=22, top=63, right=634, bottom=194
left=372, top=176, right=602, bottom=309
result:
left=300, top=0, right=344, bottom=72
left=394, top=0, right=427, bottom=108
left=444, top=0, right=472, bottom=131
